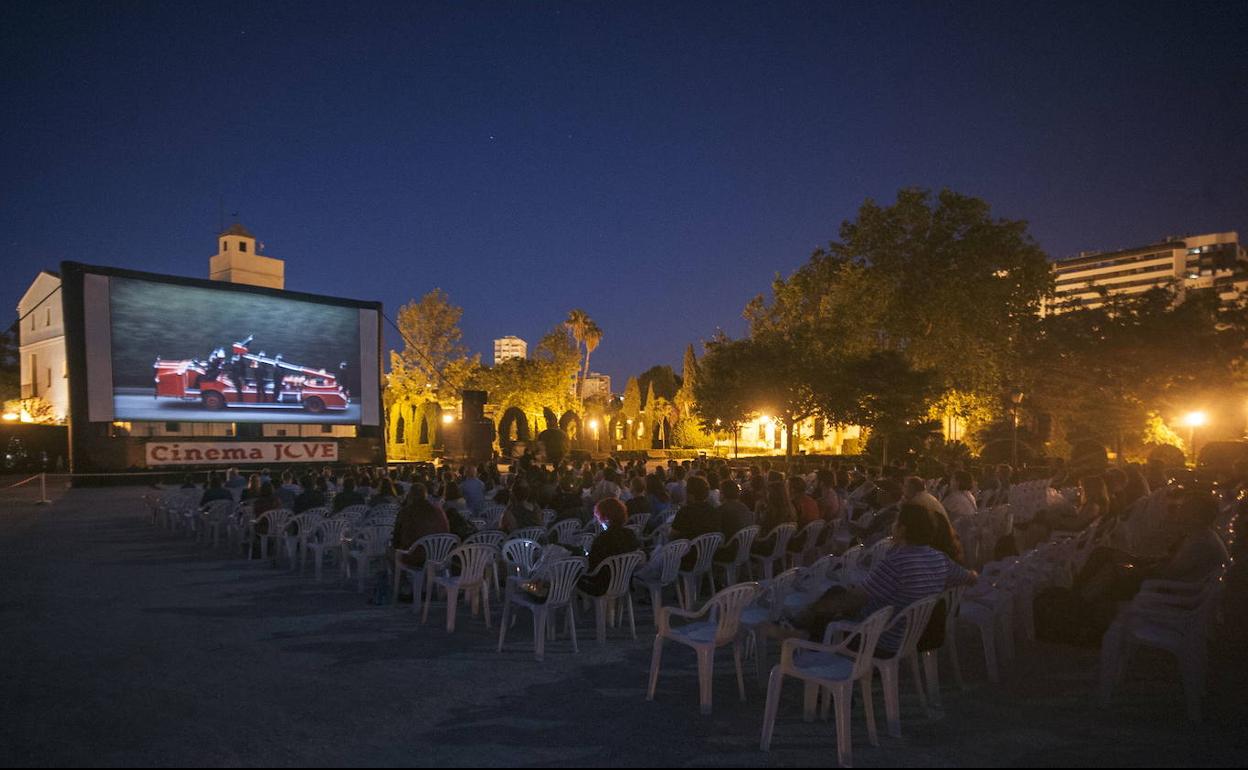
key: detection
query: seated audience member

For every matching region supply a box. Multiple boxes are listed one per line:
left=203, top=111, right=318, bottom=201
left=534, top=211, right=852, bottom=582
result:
left=390, top=483, right=450, bottom=569
left=199, top=472, right=233, bottom=507
left=460, top=465, right=487, bottom=514
left=671, top=476, right=722, bottom=569
left=578, top=498, right=642, bottom=597
left=500, top=483, right=542, bottom=533
left=625, top=476, right=652, bottom=519
left=440, top=481, right=471, bottom=517
left=368, top=478, right=400, bottom=508
left=718, top=480, right=755, bottom=537
left=941, top=470, right=977, bottom=522
left=903, top=476, right=949, bottom=524
left=293, top=474, right=326, bottom=513
left=793, top=504, right=978, bottom=650
left=331, top=478, right=366, bottom=513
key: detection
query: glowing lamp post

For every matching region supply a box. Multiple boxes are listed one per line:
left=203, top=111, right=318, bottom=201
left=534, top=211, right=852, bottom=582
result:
left=1183, top=411, right=1207, bottom=463
left=588, top=418, right=600, bottom=453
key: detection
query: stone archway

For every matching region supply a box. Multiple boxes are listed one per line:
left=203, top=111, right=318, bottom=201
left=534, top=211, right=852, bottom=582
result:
left=559, top=410, right=582, bottom=441
left=498, top=406, right=532, bottom=455
left=543, top=407, right=559, bottom=432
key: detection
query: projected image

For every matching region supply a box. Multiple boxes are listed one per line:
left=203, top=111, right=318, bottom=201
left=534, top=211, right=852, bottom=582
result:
left=108, top=277, right=365, bottom=424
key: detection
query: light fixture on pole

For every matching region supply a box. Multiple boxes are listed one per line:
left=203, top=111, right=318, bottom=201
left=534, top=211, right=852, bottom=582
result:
left=1183, top=411, right=1207, bottom=464
left=1010, top=390, right=1025, bottom=468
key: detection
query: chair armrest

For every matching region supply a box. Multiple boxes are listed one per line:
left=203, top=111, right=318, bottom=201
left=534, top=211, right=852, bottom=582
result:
left=779, top=636, right=855, bottom=668
left=821, top=620, right=858, bottom=646
left=657, top=603, right=710, bottom=633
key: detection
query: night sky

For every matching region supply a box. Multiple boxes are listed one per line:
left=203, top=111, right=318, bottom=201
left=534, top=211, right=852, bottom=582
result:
left=3, top=1, right=1246, bottom=385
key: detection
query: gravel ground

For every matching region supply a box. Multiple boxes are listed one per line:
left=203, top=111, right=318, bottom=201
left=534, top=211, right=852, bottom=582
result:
left=1, top=487, right=1244, bottom=767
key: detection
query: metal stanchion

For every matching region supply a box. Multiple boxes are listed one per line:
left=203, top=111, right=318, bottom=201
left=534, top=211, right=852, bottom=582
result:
left=36, top=472, right=52, bottom=505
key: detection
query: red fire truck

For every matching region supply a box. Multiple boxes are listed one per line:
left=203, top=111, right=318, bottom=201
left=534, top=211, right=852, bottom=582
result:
left=152, top=336, right=350, bottom=413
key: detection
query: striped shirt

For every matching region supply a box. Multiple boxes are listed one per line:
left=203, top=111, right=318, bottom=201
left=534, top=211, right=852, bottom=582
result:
left=860, top=545, right=972, bottom=652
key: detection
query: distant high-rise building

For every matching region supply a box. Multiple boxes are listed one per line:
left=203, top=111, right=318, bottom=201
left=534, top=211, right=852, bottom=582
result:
left=209, top=223, right=285, bottom=289
left=493, top=336, right=527, bottom=365
left=1046, top=231, right=1246, bottom=314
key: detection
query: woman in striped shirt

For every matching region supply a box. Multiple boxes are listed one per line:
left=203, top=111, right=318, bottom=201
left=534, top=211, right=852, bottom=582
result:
left=794, top=504, right=977, bottom=651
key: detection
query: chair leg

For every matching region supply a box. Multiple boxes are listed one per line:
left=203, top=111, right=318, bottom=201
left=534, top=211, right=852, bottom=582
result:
left=647, top=637, right=664, bottom=700
left=626, top=594, right=637, bottom=640
left=980, top=623, right=1000, bottom=684
left=880, top=661, right=901, bottom=738
left=860, top=676, right=879, bottom=747
left=650, top=586, right=663, bottom=629
left=482, top=585, right=492, bottom=630
left=803, top=681, right=818, bottom=722
left=596, top=597, right=607, bottom=645
left=568, top=604, right=579, bottom=654
left=946, top=632, right=965, bottom=690
left=535, top=608, right=546, bottom=661
left=759, top=666, right=783, bottom=751
left=734, top=640, right=747, bottom=702
left=697, top=646, right=714, bottom=715
left=446, top=587, right=459, bottom=633
left=922, top=651, right=942, bottom=708
left=832, top=684, right=854, bottom=768
left=497, top=599, right=510, bottom=652
left=908, top=653, right=930, bottom=716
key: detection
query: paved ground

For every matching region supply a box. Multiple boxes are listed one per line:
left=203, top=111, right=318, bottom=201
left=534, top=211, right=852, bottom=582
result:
left=1, top=487, right=1245, bottom=767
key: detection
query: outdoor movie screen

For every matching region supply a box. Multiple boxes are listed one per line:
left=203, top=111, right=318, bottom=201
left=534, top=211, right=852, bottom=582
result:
left=97, top=275, right=377, bottom=425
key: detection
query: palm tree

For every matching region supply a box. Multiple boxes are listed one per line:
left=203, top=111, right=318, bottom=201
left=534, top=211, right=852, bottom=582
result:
left=565, top=309, right=602, bottom=403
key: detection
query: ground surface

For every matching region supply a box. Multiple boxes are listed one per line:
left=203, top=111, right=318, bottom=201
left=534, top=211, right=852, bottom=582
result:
left=1, top=487, right=1245, bottom=767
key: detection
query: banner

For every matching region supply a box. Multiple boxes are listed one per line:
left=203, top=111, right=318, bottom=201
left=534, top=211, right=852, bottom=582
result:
left=145, top=441, right=339, bottom=466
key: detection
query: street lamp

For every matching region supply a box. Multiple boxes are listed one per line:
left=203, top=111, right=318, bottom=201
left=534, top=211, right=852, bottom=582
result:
left=1183, top=411, right=1208, bottom=464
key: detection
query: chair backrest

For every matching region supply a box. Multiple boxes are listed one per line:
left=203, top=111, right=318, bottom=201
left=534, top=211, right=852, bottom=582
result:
left=481, top=504, right=507, bottom=529
left=355, top=524, right=393, bottom=555
left=823, top=606, right=895, bottom=681
left=841, top=544, right=866, bottom=572
left=686, top=532, right=725, bottom=574
left=883, top=595, right=942, bottom=656
left=512, top=527, right=546, bottom=543
left=797, top=520, right=826, bottom=551
left=761, top=567, right=804, bottom=620
left=549, top=518, right=582, bottom=544
left=413, top=533, right=460, bottom=565
left=203, top=499, right=235, bottom=517
left=595, top=551, right=646, bottom=598
left=725, top=525, right=760, bottom=567
left=368, top=503, right=400, bottom=519
left=449, top=543, right=499, bottom=584
left=573, top=532, right=598, bottom=553
left=543, top=557, right=588, bottom=606
left=540, top=509, right=558, bottom=528
left=865, top=537, right=894, bottom=568
left=503, top=538, right=541, bottom=576
left=288, top=511, right=324, bottom=537
left=807, top=553, right=843, bottom=581
left=628, top=512, right=651, bottom=530
left=301, top=506, right=331, bottom=520
left=657, top=539, right=692, bottom=583
left=338, top=504, right=368, bottom=523
left=706, top=582, right=762, bottom=643
left=312, top=518, right=350, bottom=545
left=763, top=523, right=797, bottom=557
left=466, top=530, right=506, bottom=548
left=259, top=508, right=293, bottom=534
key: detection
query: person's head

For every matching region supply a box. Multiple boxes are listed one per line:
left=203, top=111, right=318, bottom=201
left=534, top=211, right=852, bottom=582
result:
left=894, top=503, right=938, bottom=547
left=1176, top=492, right=1220, bottom=531
left=787, top=475, right=808, bottom=500
left=593, top=497, right=629, bottom=529
left=876, top=479, right=903, bottom=506
left=342, top=477, right=356, bottom=493
left=444, top=481, right=461, bottom=500
left=511, top=483, right=529, bottom=504
left=996, top=464, right=1013, bottom=483
left=952, top=470, right=974, bottom=493
left=247, top=473, right=260, bottom=489
left=1104, top=467, right=1127, bottom=493
left=629, top=476, right=646, bottom=497
left=902, top=476, right=926, bottom=501
left=765, top=480, right=790, bottom=511
left=259, top=482, right=275, bottom=499
left=674, top=466, right=687, bottom=482
left=465, top=465, right=478, bottom=479
left=1079, top=475, right=1110, bottom=510
left=281, top=470, right=294, bottom=484
left=646, top=474, right=670, bottom=501
left=686, top=475, right=710, bottom=503
left=207, top=472, right=223, bottom=489
left=721, top=480, right=741, bottom=501
left=706, top=471, right=719, bottom=490
left=377, top=478, right=397, bottom=498
left=407, top=482, right=428, bottom=503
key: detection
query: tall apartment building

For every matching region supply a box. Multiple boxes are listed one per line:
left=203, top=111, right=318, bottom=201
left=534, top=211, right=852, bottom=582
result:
left=493, top=336, right=527, bottom=365
left=581, top=372, right=612, bottom=400
left=1046, top=231, right=1247, bottom=313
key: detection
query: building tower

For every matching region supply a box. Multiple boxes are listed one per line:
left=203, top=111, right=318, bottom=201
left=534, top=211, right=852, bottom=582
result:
left=209, top=223, right=285, bottom=290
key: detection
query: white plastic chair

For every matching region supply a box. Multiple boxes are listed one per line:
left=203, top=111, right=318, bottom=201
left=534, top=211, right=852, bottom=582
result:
left=759, top=606, right=894, bottom=767
left=199, top=500, right=236, bottom=548
left=647, top=582, right=761, bottom=715
left=1099, top=569, right=1225, bottom=721
left=548, top=518, right=582, bottom=545
left=678, top=532, right=725, bottom=609
left=751, top=523, right=796, bottom=580
left=394, top=533, right=460, bottom=616
left=302, top=518, right=348, bottom=581
left=428, top=543, right=497, bottom=632
left=827, top=595, right=941, bottom=737
left=714, top=526, right=760, bottom=588
left=634, top=540, right=691, bottom=627
left=281, top=511, right=324, bottom=569
left=342, top=524, right=392, bottom=593
left=511, top=527, right=546, bottom=543
left=577, top=551, right=646, bottom=644
left=502, top=538, right=542, bottom=578
left=787, top=520, right=827, bottom=569
left=498, top=556, right=587, bottom=660
left=628, top=512, right=652, bottom=531
left=251, top=508, right=292, bottom=562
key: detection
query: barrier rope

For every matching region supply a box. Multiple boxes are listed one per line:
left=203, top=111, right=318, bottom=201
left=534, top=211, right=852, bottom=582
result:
left=2, top=474, right=43, bottom=490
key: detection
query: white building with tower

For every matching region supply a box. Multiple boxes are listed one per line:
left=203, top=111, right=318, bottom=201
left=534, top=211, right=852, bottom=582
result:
left=15, top=223, right=286, bottom=425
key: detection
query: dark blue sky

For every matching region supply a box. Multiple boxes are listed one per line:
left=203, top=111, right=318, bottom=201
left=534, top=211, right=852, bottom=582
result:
left=3, top=1, right=1246, bottom=385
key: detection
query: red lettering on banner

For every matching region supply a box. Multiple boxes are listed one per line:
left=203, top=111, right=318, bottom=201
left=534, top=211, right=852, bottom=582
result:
left=205, top=449, right=220, bottom=460
left=152, top=446, right=169, bottom=461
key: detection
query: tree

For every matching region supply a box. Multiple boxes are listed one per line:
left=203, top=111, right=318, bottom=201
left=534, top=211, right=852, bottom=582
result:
left=388, top=290, right=479, bottom=407
left=638, top=365, right=680, bottom=408
left=0, top=320, right=18, bottom=404
left=674, top=343, right=700, bottom=419
left=621, top=376, right=642, bottom=417
left=475, top=324, right=580, bottom=418
left=565, top=309, right=603, bottom=402
left=838, top=351, right=937, bottom=465
left=739, top=330, right=821, bottom=457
